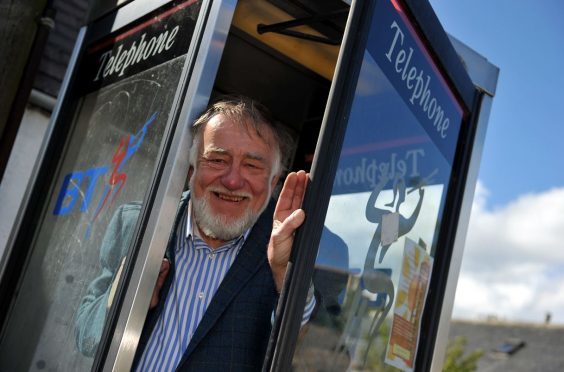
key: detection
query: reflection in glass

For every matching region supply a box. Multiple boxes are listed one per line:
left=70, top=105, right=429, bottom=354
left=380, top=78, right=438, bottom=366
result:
left=0, top=2, right=202, bottom=369
left=293, top=0, right=463, bottom=368
left=0, top=56, right=185, bottom=371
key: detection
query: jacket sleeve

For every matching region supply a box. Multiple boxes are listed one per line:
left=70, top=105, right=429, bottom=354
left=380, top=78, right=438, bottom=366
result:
left=74, top=202, right=141, bottom=357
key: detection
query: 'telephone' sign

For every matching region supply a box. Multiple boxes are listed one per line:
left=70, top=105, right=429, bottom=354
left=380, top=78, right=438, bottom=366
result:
left=81, top=0, right=200, bottom=93
left=369, top=0, right=464, bottom=163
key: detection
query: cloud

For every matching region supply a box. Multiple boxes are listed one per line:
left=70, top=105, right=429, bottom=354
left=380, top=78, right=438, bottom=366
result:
left=452, top=182, right=564, bottom=324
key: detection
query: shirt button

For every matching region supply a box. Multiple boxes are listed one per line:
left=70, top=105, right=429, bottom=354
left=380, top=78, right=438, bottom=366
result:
left=198, top=292, right=204, bottom=299
left=208, top=253, right=215, bottom=259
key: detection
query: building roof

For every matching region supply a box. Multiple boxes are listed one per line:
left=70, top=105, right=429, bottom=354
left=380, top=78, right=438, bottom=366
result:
left=34, top=0, right=90, bottom=98
left=449, top=319, right=564, bottom=372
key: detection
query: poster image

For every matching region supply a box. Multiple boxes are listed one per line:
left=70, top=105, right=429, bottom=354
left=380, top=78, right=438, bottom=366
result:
left=385, top=238, right=433, bottom=371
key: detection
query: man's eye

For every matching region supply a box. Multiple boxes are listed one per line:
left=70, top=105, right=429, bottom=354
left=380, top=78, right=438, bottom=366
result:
left=203, top=157, right=227, bottom=167
left=245, top=162, right=266, bottom=171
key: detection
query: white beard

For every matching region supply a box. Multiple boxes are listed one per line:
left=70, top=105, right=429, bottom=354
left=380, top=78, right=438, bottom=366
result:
left=190, top=179, right=271, bottom=242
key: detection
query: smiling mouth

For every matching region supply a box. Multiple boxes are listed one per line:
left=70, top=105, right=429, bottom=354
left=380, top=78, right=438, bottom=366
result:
left=213, top=191, right=248, bottom=203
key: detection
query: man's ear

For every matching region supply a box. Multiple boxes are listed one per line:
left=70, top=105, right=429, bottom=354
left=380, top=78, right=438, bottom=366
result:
left=185, top=166, right=194, bottom=189
left=188, top=166, right=194, bottom=178
left=271, top=174, right=280, bottom=190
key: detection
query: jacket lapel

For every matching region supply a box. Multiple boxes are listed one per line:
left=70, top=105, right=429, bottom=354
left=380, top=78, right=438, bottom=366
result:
left=179, top=199, right=275, bottom=362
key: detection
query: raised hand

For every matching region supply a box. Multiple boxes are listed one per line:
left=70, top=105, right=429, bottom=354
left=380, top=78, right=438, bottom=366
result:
left=268, top=170, right=308, bottom=292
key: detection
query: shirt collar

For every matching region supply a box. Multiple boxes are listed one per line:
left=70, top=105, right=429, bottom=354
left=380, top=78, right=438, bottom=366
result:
left=184, top=200, right=251, bottom=251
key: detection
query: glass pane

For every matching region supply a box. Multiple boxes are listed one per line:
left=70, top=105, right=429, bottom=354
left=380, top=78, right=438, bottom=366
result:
left=0, top=1, right=202, bottom=370
left=293, top=0, right=465, bottom=371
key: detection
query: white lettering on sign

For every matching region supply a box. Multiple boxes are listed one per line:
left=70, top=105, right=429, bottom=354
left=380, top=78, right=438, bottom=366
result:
left=385, top=21, right=450, bottom=139
left=94, top=25, right=180, bottom=81
left=334, top=149, right=424, bottom=189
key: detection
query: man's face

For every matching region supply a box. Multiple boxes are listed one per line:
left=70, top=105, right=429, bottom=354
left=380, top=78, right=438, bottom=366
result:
left=190, top=114, right=279, bottom=241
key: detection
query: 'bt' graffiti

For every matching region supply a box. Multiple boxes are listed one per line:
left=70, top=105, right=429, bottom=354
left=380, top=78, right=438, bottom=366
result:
left=52, top=112, right=157, bottom=228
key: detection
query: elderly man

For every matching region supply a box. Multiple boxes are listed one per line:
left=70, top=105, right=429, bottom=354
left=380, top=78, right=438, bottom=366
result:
left=76, top=96, right=314, bottom=371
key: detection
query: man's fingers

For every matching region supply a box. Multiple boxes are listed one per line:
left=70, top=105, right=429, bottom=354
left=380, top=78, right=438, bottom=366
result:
left=275, top=171, right=309, bottom=218
left=150, top=259, right=170, bottom=309
left=273, top=209, right=305, bottom=240
left=275, top=172, right=298, bottom=214
left=160, top=258, right=170, bottom=274
left=287, top=208, right=305, bottom=230
left=290, top=171, right=308, bottom=211
left=157, top=259, right=170, bottom=286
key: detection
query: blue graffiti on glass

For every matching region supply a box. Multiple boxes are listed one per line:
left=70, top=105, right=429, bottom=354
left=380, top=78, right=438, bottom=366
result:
left=52, top=112, right=157, bottom=220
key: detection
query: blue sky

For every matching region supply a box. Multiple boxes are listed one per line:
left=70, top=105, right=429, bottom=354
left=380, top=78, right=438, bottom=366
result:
left=428, top=0, right=564, bottom=323
left=430, top=0, right=564, bottom=207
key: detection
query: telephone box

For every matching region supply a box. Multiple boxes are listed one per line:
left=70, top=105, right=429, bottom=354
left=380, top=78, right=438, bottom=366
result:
left=0, top=0, right=498, bottom=370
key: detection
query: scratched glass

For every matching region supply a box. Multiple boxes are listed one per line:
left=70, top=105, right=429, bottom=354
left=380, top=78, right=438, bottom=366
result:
left=292, top=1, right=465, bottom=371
left=0, top=1, right=202, bottom=370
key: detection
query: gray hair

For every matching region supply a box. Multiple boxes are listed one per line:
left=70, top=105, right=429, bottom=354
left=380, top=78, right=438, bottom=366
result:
left=189, top=95, right=293, bottom=178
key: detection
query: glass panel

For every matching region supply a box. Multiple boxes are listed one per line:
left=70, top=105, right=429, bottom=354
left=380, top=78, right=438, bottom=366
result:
left=0, top=1, right=202, bottom=370
left=293, top=0, right=464, bottom=371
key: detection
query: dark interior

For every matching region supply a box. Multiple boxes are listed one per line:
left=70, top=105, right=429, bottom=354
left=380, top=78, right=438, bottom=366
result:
left=211, top=0, right=350, bottom=172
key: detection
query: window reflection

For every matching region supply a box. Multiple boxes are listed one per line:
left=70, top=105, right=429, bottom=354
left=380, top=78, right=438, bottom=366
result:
left=295, top=183, right=443, bottom=370
left=0, top=1, right=202, bottom=369
left=292, top=0, right=463, bottom=366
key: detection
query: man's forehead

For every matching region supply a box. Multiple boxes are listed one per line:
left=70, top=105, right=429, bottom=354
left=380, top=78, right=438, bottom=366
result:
left=203, top=144, right=269, bottom=163
left=202, top=145, right=228, bottom=154
left=205, top=113, right=274, bottom=143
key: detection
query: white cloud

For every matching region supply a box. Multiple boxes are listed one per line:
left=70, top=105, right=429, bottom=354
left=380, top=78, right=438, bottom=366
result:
left=452, top=182, right=564, bottom=324
left=316, top=181, right=564, bottom=324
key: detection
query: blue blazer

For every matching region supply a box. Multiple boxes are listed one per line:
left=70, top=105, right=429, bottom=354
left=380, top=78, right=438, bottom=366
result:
left=76, top=193, right=278, bottom=371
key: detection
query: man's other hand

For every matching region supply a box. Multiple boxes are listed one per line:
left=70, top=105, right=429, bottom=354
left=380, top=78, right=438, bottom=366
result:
left=268, top=170, right=308, bottom=292
left=150, top=258, right=170, bottom=309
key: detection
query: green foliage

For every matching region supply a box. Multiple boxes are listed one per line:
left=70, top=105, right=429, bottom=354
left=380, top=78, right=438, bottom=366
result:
left=442, top=336, right=483, bottom=372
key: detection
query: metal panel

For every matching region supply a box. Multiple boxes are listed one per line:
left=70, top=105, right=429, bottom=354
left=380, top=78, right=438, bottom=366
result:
left=428, top=36, right=499, bottom=371
left=449, top=35, right=500, bottom=97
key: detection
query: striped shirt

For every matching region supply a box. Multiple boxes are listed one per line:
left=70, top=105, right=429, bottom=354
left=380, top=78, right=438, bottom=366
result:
left=136, top=201, right=316, bottom=371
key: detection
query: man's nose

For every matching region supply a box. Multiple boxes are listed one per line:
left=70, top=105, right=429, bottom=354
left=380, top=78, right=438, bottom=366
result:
left=221, top=164, right=244, bottom=190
